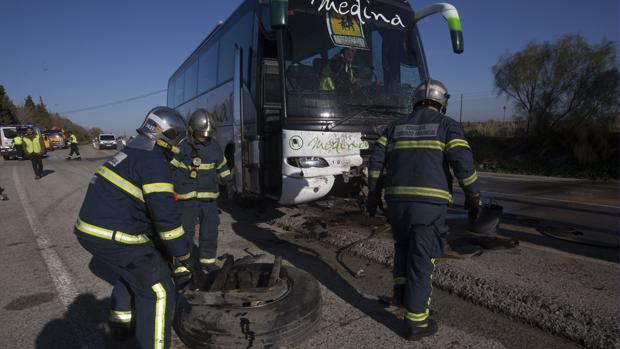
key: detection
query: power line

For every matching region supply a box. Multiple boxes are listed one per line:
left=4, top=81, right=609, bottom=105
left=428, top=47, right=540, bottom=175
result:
left=58, top=89, right=167, bottom=114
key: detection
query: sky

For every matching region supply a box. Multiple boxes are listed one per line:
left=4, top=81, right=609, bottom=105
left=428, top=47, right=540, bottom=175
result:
left=1, top=0, right=618, bottom=135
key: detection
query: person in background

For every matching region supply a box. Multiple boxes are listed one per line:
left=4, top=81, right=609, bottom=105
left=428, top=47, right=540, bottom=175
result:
left=23, top=127, right=45, bottom=179
left=13, top=132, right=23, bottom=160
left=320, top=47, right=358, bottom=92
left=66, top=131, right=81, bottom=160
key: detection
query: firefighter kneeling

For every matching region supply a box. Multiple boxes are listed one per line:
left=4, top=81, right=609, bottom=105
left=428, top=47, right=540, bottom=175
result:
left=367, top=79, right=481, bottom=341
left=75, top=107, right=204, bottom=348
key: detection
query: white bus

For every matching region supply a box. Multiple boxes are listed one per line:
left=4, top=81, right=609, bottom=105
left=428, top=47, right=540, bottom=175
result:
left=168, top=0, right=464, bottom=205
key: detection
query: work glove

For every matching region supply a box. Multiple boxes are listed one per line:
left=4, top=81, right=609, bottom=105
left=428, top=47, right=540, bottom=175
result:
left=464, top=193, right=482, bottom=221
left=176, top=251, right=207, bottom=290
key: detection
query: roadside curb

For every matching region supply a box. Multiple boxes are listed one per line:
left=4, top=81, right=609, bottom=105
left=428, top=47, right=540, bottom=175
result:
left=317, top=230, right=619, bottom=349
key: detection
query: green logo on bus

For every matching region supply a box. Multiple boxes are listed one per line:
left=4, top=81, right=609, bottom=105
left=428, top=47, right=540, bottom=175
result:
left=289, top=136, right=304, bottom=150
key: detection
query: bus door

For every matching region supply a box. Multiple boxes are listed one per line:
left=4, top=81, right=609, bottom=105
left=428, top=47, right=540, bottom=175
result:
left=259, top=58, right=283, bottom=199
left=234, top=45, right=262, bottom=195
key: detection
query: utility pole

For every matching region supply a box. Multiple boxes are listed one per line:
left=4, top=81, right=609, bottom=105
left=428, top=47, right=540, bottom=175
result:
left=503, top=105, right=506, bottom=122
left=459, top=93, right=463, bottom=123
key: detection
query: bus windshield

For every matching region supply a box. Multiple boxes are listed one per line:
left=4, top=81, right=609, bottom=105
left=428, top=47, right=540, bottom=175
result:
left=285, top=0, right=426, bottom=122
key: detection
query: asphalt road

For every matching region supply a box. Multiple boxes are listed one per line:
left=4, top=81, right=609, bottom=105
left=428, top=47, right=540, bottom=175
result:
left=0, top=146, right=611, bottom=348
left=461, top=172, right=619, bottom=262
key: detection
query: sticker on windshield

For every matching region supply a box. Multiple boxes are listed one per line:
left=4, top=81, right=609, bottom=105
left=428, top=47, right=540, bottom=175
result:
left=326, top=12, right=368, bottom=50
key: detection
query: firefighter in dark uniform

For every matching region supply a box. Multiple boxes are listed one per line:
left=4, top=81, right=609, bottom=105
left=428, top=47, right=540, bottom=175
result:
left=171, top=109, right=233, bottom=273
left=367, top=79, right=481, bottom=340
left=75, top=106, right=203, bottom=349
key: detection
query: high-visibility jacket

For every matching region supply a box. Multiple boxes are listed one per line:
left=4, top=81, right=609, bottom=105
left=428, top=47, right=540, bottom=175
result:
left=320, top=54, right=355, bottom=91
left=75, top=144, right=189, bottom=258
left=368, top=107, right=480, bottom=205
left=23, top=136, right=43, bottom=155
left=13, top=136, right=22, bottom=145
left=69, top=134, right=78, bottom=144
left=171, top=140, right=232, bottom=201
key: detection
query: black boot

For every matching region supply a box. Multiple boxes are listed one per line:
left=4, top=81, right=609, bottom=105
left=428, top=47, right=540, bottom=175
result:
left=105, top=321, right=134, bottom=342
left=390, top=285, right=405, bottom=307
left=405, top=319, right=438, bottom=341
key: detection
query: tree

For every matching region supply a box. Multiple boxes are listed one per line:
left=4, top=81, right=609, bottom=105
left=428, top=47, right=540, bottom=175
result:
left=33, top=96, right=52, bottom=128
left=0, top=85, right=18, bottom=125
left=89, top=127, right=103, bottom=139
left=493, top=34, right=620, bottom=135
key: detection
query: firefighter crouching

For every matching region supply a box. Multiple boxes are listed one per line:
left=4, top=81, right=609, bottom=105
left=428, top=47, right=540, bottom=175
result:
left=74, top=107, right=204, bottom=348
left=366, top=79, right=481, bottom=341
left=171, top=108, right=233, bottom=274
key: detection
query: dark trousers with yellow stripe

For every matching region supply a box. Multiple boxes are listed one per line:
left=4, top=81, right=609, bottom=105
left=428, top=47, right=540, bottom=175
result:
left=387, top=202, right=448, bottom=327
left=77, top=235, right=176, bottom=349
left=178, top=200, right=219, bottom=265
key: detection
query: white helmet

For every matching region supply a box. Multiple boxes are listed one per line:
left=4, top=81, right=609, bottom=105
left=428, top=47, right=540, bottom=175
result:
left=413, top=79, right=450, bottom=113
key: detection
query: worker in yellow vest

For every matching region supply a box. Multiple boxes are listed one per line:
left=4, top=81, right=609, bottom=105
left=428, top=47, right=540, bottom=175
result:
left=23, top=127, right=45, bottom=179
left=66, top=131, right=81, bottom=160
left=13, top=133, right=24, bottom=160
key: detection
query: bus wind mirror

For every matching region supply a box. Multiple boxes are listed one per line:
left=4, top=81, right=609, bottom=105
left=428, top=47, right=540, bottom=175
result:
left=414, top=3, right=464, bottom=54
left=270, top=0, right=289, bottom=28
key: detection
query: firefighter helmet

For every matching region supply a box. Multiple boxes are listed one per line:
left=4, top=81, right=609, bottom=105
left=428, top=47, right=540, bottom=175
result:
left=188, top=108, right=216, bottom=139
left=413, top=79, right=450, bottom=113
left=137, top=106, right=187, bottom=153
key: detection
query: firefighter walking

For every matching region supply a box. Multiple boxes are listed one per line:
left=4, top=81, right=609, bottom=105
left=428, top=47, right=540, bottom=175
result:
left=367, top=79, right=481, bottom=340
left=23, top=127, right=45, bottom=179
left=66, top=131, right=81, bottom=160
left=74, top=107, right=203, bottom=348
left=171, top=109, right=233, bottom=273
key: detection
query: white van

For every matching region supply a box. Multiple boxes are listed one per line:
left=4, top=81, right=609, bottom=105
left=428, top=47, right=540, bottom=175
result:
left=98, top=133, right=117, bottom=150
left=0, top=127, right=17, bottom=160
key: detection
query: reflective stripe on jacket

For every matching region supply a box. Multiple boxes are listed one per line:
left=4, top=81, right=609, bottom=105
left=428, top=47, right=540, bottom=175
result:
left=368, top=107, right=480, bottom=205
left=76, top=144, right=188, bottom=257
left=171, top=140, right=232, bottom=201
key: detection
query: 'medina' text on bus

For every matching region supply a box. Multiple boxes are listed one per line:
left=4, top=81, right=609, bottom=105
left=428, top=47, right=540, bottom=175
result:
left=167, top=0, right=464, bottom=204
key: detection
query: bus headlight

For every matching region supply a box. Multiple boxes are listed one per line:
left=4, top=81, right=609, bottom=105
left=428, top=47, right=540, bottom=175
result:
left=287, top=157, right=329, bottom=168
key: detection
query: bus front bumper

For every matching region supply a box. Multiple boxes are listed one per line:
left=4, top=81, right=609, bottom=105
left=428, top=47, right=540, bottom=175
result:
left=279, top=175, right=335, bottom=205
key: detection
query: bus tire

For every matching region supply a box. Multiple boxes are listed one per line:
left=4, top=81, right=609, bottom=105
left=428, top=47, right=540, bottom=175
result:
left=174, top=264, right=322, bottom=349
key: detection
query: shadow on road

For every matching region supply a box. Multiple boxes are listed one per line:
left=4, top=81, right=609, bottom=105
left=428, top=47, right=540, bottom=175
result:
left=221, top=199, right=408, bottom=339
left=499, top=226, right=619, bottom=263
left=451, top=202, right=619, bottom=263
left=34, top=293, right=128, bottom=349
left=41, top=170, right=55, bottom=178
left=35, top=258, right=142, bottom=348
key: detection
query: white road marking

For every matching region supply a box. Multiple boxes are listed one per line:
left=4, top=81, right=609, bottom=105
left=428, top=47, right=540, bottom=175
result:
left=13, top=166, right=99, bottom=348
